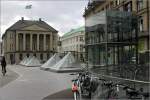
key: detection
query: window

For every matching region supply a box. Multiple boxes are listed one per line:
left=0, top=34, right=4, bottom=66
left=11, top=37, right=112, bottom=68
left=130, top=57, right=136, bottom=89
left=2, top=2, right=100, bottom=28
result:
left=47, top=53, right=50, bottom=59
left=139, top=16, right=144, bottom=31
left=80, top=45, right=83, bottom=51
left=10, top=44, right=11, bottom=51
left=80, top=36, right=84, bottom=42
left=40, top=54, right=43, bottom=60
left=137, top=0, right=143, bottom=11
left=33, top=44, right=36, bottom=51
left=19, top=54, right=23, bottom=60
left=12, top=44, right=13, bottom=50
left=76, top=45, right=78, bottom=51
left=110, top=2, right=114, bottom=8
left=124, top=2, right=132, bottom=12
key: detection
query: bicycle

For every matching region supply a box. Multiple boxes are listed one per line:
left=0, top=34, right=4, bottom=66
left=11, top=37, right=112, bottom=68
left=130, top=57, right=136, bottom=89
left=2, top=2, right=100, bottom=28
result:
left=71, top=71, right=92, bottom=100
left=123, top=86, right=150, bottom=100
left=72, top=78, right=82, bottom=100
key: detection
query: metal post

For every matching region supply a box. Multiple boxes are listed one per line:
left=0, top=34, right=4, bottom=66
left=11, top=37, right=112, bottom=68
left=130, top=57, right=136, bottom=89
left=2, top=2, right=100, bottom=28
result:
left=147, top=0, right=149, bottom=50
left=135, top=17, right=139, bottom=65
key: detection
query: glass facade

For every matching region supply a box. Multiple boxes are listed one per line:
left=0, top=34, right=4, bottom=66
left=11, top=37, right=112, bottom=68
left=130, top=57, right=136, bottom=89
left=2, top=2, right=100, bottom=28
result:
left=85, top=10, right=138, bottom=75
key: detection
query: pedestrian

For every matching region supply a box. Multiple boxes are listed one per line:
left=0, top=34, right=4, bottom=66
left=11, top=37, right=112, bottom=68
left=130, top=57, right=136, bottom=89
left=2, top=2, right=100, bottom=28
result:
left=1, top=56, right=7, bottom=74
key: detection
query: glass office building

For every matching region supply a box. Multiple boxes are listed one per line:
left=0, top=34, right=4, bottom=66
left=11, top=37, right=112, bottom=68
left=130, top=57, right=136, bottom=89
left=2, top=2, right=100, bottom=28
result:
left=85, top=10, right=138, bottom=76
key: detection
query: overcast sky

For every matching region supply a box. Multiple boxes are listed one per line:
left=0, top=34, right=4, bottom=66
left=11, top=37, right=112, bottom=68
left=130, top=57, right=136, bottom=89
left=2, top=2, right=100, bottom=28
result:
left=0, top=0, right=88, bottom=36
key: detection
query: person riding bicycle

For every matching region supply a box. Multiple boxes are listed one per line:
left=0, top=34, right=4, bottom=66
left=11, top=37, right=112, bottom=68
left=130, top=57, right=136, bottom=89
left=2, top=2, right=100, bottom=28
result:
left=1, top=56, right=7, bottom=75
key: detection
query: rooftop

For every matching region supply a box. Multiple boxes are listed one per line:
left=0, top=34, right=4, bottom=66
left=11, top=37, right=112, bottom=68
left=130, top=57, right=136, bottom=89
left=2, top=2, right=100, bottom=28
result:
left=6, top=17, right=58, bottom=32
left=62, top=26, right=85, bottom=38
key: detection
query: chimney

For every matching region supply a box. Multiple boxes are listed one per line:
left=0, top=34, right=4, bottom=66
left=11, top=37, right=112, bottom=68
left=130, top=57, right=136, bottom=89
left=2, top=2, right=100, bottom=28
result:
left=39, top=18, right=42, bottom=21
left=21, top=17, right=24, bottom=21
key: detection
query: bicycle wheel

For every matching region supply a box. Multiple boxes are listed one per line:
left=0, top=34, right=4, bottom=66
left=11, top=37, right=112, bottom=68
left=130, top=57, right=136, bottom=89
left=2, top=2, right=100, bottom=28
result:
left=108, top=90, right=118, bottom=99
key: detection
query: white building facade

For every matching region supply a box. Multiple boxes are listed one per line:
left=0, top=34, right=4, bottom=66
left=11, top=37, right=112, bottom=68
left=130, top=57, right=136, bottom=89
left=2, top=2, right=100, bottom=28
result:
left=61, top=27, right=85, bottom=62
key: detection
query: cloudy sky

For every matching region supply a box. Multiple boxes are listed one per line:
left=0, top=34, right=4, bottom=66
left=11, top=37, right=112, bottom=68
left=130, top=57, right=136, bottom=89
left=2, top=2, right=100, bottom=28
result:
left=0, top=0, right=88, bottom=36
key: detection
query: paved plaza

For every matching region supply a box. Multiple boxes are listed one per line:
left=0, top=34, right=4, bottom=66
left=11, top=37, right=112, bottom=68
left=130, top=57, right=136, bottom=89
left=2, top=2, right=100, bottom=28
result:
left=0, top=66, right=19, bottom=88
left=0, top=65, right=74, bottom=100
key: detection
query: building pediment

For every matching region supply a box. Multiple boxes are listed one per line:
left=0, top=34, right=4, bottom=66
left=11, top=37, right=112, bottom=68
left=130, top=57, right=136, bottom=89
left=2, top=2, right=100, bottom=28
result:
left=21, top=24, right=49, bottom=31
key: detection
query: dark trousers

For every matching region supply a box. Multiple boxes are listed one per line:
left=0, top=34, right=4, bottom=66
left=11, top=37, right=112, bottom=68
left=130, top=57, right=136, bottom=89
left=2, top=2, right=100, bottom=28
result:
left=1, top=65, right=6, bottom=73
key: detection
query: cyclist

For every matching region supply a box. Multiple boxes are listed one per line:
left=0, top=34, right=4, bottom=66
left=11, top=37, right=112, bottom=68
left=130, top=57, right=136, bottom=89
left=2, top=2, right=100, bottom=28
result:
left=1, top=56, right=7, bottom=76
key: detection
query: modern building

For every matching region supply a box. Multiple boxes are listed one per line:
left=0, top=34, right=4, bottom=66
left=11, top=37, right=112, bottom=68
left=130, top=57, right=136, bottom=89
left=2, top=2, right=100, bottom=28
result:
left=84, top=0, right=149, bottom=53
left=83, top=0, right=149, bottom=80
left=2, top=17, right=58, bottom=64
left=61, top=26, right=85, bottom=62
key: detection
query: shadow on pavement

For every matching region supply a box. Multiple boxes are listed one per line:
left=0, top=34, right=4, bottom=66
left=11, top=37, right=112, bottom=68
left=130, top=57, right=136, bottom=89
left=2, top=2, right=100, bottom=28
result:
left=42, top=88, right=74, bottom=100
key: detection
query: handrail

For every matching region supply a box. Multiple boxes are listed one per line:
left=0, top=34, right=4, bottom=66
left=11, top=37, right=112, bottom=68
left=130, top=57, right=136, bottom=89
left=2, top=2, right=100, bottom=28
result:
left=92, top=72, right=150, bottom=84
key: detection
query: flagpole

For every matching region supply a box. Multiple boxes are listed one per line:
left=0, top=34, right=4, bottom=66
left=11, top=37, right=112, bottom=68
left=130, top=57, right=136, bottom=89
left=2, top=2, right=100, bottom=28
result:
left=25, top=3, right=32, bottom=20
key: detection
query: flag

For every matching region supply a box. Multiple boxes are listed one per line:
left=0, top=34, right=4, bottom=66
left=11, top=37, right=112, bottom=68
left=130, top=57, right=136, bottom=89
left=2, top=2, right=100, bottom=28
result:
left=25, top=5, right=32, bottom=9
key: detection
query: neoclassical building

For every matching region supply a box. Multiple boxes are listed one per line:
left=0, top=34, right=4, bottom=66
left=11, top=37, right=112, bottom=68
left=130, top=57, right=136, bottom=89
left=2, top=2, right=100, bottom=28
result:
left=61, top=26, right=85, bottom=62
left=2, top=17, right=58, bottom=64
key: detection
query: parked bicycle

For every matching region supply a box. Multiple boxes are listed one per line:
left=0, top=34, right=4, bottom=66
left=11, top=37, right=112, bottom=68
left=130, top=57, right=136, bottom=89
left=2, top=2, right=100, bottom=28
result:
left=99, top=80, right=149, bottom=100
left=72, top=78, right=82, bottom=100
left=71, top=72, right=149, bottom=100
left=71, top=71, right=92, bottom=99
left=123, top=86, right=149, bottom=100
left=72, top=72, right=97, bottom=99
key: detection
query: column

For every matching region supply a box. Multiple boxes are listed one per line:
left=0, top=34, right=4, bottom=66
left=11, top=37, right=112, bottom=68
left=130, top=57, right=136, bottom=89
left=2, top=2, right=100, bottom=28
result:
left=30, top=34, right=33, bottom=51
left=50, top=33, right=53, bottom=51
left=49, top=35, right=51, bottom=51
left=23, top=33, right=26, bottom=51
left=43, top=34, right=46, bottom=51
left=37, top=34, right=39, bottom=51
left=16, top=33, right=19, bottom=51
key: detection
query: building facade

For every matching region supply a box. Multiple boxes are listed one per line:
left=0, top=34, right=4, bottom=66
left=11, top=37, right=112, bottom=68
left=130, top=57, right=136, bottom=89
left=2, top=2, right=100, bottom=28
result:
left=2, top=17, right=58, bottom=64
left=61, top=26, right=85, bottom=62
left=84, top=0, right=149, bottom=53
left=83, top=0, right=149, bottom=80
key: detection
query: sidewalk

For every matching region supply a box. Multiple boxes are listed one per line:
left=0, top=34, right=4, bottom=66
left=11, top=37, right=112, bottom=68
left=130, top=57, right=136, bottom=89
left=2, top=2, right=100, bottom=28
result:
left=0, top=65, right=19, bottom=88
